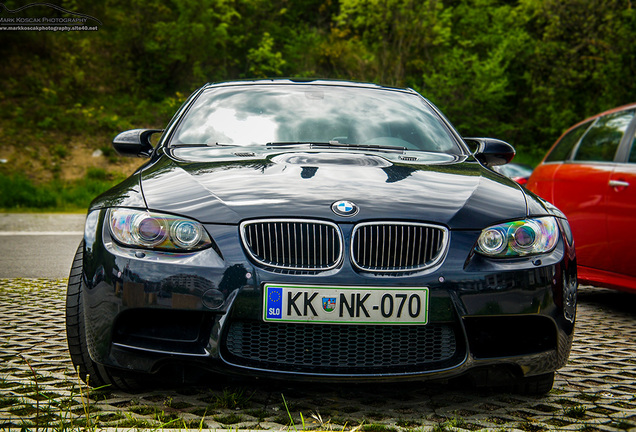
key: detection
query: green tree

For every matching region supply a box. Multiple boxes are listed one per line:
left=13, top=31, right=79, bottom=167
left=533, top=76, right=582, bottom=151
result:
left=419, top=0, right=529, bottom=142
left=104, top=0, right=240, bottom=96
left=247, top=32, right=286, bottom=77
left=518, top=0, right=636, bottom=149
left=334, top=0, right=452, bottom=85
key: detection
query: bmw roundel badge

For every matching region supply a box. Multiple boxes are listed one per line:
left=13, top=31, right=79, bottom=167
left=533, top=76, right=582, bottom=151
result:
left=332, top=200, right=359, bottom=217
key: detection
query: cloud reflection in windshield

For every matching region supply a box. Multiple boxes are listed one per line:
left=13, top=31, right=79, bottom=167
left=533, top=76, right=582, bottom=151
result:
left=170, top=84, right=459, bottom=153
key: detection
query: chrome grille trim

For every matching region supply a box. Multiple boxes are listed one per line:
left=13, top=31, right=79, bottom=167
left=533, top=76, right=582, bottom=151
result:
left=240, top=219, right=343, bottom=271
left=351, top=222, right=449, bottom=272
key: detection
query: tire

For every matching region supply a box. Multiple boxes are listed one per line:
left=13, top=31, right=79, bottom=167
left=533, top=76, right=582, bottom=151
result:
left=66, top=241, right=144, bottom=392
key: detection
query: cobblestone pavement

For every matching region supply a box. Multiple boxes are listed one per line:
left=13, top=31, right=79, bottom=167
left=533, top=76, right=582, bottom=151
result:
left=0, top=279, right=635, bottom=431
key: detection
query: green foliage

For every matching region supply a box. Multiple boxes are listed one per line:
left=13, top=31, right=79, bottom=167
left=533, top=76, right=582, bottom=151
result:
left=2, top=0, right=636, bottom=210
left=433, top=414, right=466, bottom=432
left=518, top=0, right=636, bottom=138
left=419, top=0, right=525, bottom=137
left=335, top=0, right=452, bottom=85
left=362, top=424, right=397, bottom=432
left=213, top=413, right=244, bottom=424
left=563, top=404, right=587, bottom=418
left=247, top=32, right=287, bottom=77
left=208, top=388, right=252, bottom=409
left=0, top=174, right=58, bottom=209
left=0, top=171, right=124, bottom=211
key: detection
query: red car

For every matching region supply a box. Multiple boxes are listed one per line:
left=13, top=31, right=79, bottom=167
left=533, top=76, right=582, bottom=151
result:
left=528, top=103, right=636, bottom=293
left=492, top=163, right=534, bottom=186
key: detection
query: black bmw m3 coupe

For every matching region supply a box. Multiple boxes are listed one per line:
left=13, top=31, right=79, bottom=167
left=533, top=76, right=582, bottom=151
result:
left=67, top=80, right=577, bottom=393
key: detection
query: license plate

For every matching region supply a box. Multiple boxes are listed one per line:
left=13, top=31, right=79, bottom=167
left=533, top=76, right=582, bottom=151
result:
left=263, top=284, right=429, bottom=324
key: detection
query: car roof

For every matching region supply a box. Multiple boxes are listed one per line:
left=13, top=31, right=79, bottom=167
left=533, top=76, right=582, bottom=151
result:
left=203, top=79, right=419, bottom=95
left=539, top=102, right=636, bottom=163
left=566, top=102, right=636, bottom=131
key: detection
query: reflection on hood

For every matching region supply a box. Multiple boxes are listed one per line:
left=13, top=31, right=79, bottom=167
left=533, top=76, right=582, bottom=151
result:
left=139, top=152, right=529, bottom=229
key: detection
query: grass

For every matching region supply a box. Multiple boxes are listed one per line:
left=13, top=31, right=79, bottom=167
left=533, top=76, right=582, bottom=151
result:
left=563, top=404, right=587, bottom=419
left=2, top=351, right=187, bottom=430
left=245, top=408, right=271, bottom=421
left=0, top=168, right=125, bottom=211
left=200, top=387, right=253, bottom=409
left=2, top=371, right=94, bottom=430
left=213, top=413, right=244, bottom=424
left=395, top=419, right=421, bottom=428
left=363, top=424, right=397, bottom=432
left=2, top=368, right=634, bottom=432
left=3, top=357, right=288, bottom=431
left=432, top=415, right=466, bottom=432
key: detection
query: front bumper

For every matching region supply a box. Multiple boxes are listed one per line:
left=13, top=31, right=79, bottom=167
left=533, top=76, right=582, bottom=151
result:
left=80, top=209, right=577, bottom=382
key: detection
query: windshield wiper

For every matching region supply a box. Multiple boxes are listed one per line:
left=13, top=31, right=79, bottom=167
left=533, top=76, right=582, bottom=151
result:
left=266, top=141, right=329, bottom=147
left=169, top=142, right=235, bottom=148
left=266, top=141, right=406, bottom=153
left=315, top=142, right=407, bottom=152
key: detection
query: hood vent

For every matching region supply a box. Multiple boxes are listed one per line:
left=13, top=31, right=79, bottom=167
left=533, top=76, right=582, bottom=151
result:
left=399, top=155, right=418, bottom=162
left=271, top=153, right=391, bottom=167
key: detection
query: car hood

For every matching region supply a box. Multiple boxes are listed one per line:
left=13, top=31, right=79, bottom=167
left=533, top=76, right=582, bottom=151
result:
left=138, top=150, right=530, bottom=229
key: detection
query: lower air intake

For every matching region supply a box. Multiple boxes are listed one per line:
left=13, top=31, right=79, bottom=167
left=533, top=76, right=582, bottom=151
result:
left=223, top=320, right=461, bottom=374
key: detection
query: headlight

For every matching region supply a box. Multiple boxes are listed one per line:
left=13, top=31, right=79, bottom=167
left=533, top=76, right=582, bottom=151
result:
left=476, top=217, right=559, bottom=257
left=108, top=208, right=212, bottom=251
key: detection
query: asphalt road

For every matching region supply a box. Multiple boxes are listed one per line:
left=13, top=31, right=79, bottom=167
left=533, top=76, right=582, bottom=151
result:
left=0, top=213, right=85, bottom=278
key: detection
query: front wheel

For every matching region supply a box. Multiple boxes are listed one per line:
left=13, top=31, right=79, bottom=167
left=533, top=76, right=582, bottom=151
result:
left=65, top=241, right=144, bottom=391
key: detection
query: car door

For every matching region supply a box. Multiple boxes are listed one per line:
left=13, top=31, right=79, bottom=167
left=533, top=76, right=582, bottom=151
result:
left=551, top=160, right=613, bottom=271
left=605, top=118, right=636, bottom=278
left=528, top=120, right=592, bottom=204
left=553, top=109, right=636, bottom=271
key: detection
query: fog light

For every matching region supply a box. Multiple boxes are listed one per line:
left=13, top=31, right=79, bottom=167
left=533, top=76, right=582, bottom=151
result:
left=202, top=289, right=224, bottom=309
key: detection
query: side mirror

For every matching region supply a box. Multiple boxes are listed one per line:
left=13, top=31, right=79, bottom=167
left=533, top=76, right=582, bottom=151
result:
left=112, top=129, right=163, bottom=158
left=465, top=137, right=515, bottom=167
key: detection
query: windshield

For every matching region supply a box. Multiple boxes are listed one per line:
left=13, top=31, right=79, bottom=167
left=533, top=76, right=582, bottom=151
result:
left=168, top=84, right=461, bottom=154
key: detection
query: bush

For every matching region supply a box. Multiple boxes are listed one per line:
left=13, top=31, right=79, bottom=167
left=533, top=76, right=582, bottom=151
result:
left=0, top=171, right=123, bottom=211
left=0, top=173, right=58, bottom=209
